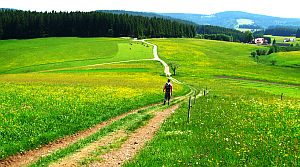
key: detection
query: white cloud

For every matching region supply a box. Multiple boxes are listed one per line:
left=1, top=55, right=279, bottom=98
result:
left=1, top=0, right=300, bottom=18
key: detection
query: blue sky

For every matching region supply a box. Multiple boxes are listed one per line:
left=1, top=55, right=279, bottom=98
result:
left=1, top=0, right=300, bottom=18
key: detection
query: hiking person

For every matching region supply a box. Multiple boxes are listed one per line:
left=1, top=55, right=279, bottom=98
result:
left=163, top=79, right=173, bottom=105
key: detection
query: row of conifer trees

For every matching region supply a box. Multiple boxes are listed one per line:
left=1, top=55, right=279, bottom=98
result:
left=0, top=10, right=196, bottom=39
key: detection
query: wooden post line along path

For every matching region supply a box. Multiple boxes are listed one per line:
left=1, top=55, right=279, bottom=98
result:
left=187, top=96, right=191, bottom=123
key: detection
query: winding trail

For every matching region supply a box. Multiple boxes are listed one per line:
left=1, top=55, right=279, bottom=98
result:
left=0, top=38, right=197, bottom=167
left=38, top=59, right=154, bottom=73
left=94, top=105, right=179, bottom=167
left=138, top=39, right=183, bottom=84
left=140, top=40, right=172, bottom=77
left=0, top=103, right=161, bottom=167
left=38, top=39, right=174, bottom=81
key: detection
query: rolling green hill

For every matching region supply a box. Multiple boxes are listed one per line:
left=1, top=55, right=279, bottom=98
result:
left=0, top=37, right=152, bottom=74
left=259, top=51, right=300, bottom=68
left=1, top=37, right=299, bottom=165
left=151, top=38, right=299, bottom=85
left=0, top=37, right=188, bottom=160
left=126, top=38, right=300, bottom=166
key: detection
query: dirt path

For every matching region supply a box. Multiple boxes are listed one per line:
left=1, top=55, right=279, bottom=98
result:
left=37, top=39, right=173, bottom=79
left=139, top=40, right=183, bottom=85
left=49, top=131, right=128, bottom=167
left=38, top=59, right=154, bottom=73
left=0, top=103, right=159, bottom=167
left=92, top=105, right=179, bottom=167
left=140, top=40, right=172, bottom=77
left=47, top=105, right=179, bottom=167
left=0, top=38, right=192, bottom=167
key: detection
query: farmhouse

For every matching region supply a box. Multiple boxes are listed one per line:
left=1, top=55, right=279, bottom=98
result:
left=254, top=38, right=267, bottom=45
left=283, top=38, right=296, bottom=42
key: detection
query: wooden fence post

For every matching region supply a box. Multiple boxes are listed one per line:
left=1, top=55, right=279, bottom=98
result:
left=194, top=91, right=196, bottom=104
left=188, top=96, right=191, bottom=123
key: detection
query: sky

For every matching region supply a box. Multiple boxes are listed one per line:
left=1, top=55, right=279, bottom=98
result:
left=1, top=0, right=300, bottom=18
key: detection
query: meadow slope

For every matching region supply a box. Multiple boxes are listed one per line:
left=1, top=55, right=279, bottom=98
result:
left=0, top=38, right=187, bottom=161
left=0, top=37, right=153, bottom=74
left=1, top=37, right=299, bottom=166
left=126, top=38, right=300, bottom=166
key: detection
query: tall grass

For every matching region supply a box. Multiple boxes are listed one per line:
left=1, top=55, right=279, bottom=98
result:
left=126, top=92, right=299, bottom=166
left=0, top=60, right=187, bottom=159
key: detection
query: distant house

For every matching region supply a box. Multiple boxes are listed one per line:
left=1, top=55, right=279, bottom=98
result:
left=254, top=38, right=269, bottom=45
left=264, top=39, right=269, bottom=44
left=254, top=38, right=265, bottom=45
left=283, top=38, right=296, bottom=42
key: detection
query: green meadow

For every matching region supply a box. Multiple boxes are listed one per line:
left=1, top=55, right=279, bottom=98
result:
left=0, top=38, right=187, bottom=159
left=126, top=38, right=300, bottom=166
left=151, top=38, right=299, bottom=85
left=259, top=51, right=300, bottom=68
left=0, top=37, right=299, bottom=166
left=0, top=37, right=152, bottom=74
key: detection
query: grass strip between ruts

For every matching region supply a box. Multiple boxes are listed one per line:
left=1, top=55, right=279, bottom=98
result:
left=29, top=112, right=154, bottom=167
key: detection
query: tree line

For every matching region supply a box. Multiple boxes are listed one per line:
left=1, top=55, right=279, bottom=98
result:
left=0, top=10, right=196, bottom=39
left=196, top=25, right=255, bottom=43
left=238, top=24, right=262, bottom=29
left=264, top=26, right=299, bottom=36
left=297, top=29, right=300, bottom=38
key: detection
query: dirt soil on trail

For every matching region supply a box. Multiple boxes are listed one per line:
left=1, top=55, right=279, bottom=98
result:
left=93, top=104, right=179, bottom=167
left=49, top=131, right=128, bottom=167
left=0, top=104, right=158, bottom=167
left=0, top=40, right=183, bottom=167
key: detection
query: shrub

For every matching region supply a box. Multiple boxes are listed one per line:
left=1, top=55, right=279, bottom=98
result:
left=256, top=49, right=267, bottom=56
left=271, top=60, right=277, bottom=66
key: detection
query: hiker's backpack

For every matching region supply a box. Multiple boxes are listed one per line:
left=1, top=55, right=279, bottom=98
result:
left=165, top=83, right=171, bottom=92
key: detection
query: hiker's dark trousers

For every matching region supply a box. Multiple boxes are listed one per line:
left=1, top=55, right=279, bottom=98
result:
left=164, top=92, right=171, bottom=101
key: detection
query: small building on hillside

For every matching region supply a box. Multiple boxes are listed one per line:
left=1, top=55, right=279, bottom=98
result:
left=283, top=38, right=296, bottom=42
left=254, top=38, right=267, bottom=45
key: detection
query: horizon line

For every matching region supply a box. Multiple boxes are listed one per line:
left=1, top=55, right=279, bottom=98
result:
left=1, top=8, right=300, bottom=19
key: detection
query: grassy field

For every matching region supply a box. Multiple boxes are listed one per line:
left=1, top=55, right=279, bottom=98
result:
left=1, top=37, right=299, bottom=165
left=125, top=38, right=300, bottom=166
left=0, top=62, right=187, bottom=159
left=259, top=51, right=300, bottom=68
left=126, top=93, right=299, bottom=166
left=0, top=37, right=153, bottom=74
left=0, top=37, right=188, bottom=160
left=151, top=38, right=299, bottom=85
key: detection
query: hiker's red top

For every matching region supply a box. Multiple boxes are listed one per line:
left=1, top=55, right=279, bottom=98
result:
left=163, top=83, right=172, bottom=94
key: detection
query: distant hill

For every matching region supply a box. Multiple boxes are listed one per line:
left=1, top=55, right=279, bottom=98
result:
left=97, top=10, right=164, bottom=18
left=96, top=10, right=195, bottom=25
left=3, top=9, right=300, bottom=31
left=0, top=8, right=17, bottom=11
left=159, top=11, right=300, bottom=29
left=97, top=11, right=300, bottom=30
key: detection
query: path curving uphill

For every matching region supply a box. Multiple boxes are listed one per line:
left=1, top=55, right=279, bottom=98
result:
left=139, top=39, right=183, bottom=84
left=38, top=38, right=172, bottom=79
left=137, top=39, right=172, bottom=77
left=0, top=38, right=199, bottom=167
